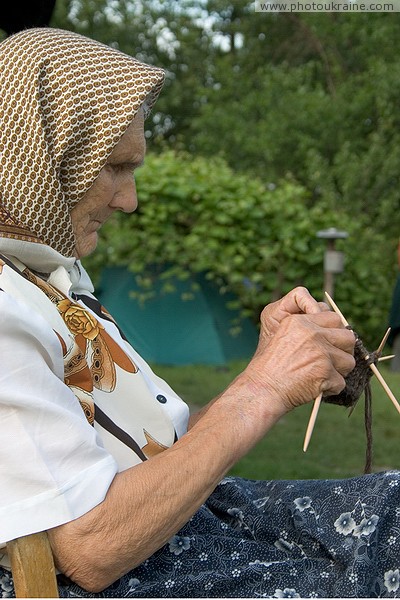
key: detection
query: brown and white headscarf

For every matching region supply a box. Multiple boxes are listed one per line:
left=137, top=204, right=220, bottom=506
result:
left=0, top=27, right=164, bottom=272
left=0, top=30, right=186, bottom=468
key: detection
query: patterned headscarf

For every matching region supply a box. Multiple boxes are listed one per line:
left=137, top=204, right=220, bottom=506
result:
left=0, top=27, right=164, bottom=266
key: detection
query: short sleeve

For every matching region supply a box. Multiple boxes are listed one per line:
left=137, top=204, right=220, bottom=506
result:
left=0, top=290, right=118, bottom=545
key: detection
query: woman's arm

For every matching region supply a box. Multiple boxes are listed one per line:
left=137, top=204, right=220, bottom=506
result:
left=49, top=384, right=274, bottom=592
left=48, top=307, right=355, bottom=593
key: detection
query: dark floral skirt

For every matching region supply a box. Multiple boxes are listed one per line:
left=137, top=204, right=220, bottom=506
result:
left=2, top=471, right=400, bottom=598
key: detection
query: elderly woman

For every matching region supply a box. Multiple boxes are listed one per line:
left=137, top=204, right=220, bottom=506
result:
left=0, top=27, right=398, bottom=599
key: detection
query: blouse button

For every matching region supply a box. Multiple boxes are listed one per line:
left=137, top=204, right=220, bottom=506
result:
left=156, top=394, right=167, bottom=404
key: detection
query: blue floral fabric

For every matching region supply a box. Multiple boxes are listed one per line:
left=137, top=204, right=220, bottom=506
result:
left=2, top=471, right=400, bottom=598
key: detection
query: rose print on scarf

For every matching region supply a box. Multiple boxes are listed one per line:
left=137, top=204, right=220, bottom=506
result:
left=24, top=269, right=138, bottom=424
left=57, top=300, right=101, bottom=341
left=57, top=297, right=137, bottom=391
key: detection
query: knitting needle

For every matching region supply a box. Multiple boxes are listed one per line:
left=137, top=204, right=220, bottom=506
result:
left=324, top=292, right=400, bottom=415
left=303, top=392, right=322, bottom=452
left=303, top=291, right=350, bottom=452
left=378, top=354, right=395, bottom=362
left=369, top=362, right=400, bottom=414
left=324, top=292, right=349, bottom=327
left=303, top=290, right=346, bottom=452
left=376, top=327, right=391, bottom=356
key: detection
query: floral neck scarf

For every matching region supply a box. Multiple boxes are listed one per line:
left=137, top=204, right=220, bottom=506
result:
left=0, top=253, right=178, bottom=463
left=0, top=27, right=164, bottom=269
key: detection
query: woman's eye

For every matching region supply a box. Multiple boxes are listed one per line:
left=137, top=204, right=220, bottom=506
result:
left=114, top=163, right=136, bottom=173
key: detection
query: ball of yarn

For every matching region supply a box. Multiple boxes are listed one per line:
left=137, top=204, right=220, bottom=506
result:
left=323, top=333, right=377, bottom=408
left=322, top=330, right=379, bottom=474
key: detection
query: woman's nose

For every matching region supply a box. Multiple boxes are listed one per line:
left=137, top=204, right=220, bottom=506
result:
left=110, top=177, right=138, bottom=213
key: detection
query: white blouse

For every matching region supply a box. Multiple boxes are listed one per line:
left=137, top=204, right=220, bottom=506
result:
left=0, top=256, right=189, bottom=555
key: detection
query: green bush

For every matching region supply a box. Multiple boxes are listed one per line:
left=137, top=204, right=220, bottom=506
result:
left=85, top=150, right=394, bottom=348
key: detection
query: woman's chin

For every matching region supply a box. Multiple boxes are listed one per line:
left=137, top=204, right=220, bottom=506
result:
left=74, top=233, right=98, bottom=259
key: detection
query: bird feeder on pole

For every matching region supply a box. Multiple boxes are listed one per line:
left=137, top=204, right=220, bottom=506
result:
left=316, top=227, right=348, bottom=299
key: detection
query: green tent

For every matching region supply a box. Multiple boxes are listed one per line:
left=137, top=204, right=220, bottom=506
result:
left=97, top=267, right=258, bottom=365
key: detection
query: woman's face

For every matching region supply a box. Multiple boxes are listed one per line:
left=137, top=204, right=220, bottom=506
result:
left=70, top=109, right=146, bottom=259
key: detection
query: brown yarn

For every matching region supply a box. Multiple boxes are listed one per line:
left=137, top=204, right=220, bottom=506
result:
left=323, top=329, right=379, bottom=474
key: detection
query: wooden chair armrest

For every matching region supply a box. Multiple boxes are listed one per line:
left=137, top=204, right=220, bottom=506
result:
left=7, top=531, right=59, bottom=598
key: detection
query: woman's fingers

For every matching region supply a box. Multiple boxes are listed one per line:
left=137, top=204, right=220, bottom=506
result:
left=323, top=325, right=356, bottom=353
left=320, top=371, right=347, bottom=397
left=276, top=286, right=321, bottom=315
left=318, top=301, right=330, bottom=312
left=309, top=313, right=356, bottom=375
left=253, top=311, right=356, bottom=412
left=295, top=312, right=356, bottom=375
left=258, top=287, right=325, bottom=350
left=330, top=346, right=356, bottom=377
left=259, top=288, right=335, bottom=348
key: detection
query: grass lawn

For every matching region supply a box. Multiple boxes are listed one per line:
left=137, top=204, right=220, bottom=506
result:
left=153, top=361, right=400, bottom=480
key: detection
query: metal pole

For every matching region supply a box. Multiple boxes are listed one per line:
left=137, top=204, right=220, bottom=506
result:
left=324, top=239, right=335, bottom=299
left=317, top=228, right=348, bottom=301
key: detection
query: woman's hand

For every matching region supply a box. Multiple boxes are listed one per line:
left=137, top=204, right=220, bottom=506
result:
left=241, top=310, right=356, bottom=419
left=256, top=286, right=328, bottom=353
left=191, top=287, right=354, bottom=427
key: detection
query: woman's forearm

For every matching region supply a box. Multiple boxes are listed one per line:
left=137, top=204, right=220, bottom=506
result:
left=48, top=374, right=283, bottom=593
left=187, top=392, right=222, bottom=428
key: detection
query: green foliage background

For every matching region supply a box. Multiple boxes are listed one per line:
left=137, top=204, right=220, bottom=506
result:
left=88, top=151, right=391, bottom=347
left=17, top=1, right=399, bottom=348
